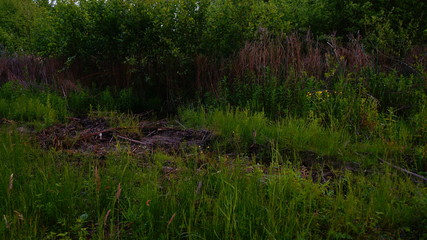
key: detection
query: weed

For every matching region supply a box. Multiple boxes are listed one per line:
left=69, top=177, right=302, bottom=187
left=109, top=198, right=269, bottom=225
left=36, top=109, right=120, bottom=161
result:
left=0, top=81, right=68, bottom=127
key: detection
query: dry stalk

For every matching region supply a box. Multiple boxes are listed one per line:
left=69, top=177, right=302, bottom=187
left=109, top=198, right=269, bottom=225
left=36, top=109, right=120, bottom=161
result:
left=3, top=215, right=10, bottom=228
left=104, top=209, right=111, bottom=226
left=115, top=183, right=122, bottom=201
left=94, top=167, right=101, bottom=192
left=8, top=173, right=13, bottom=193
left=167, top=213, right=176, bottom=227
left=13, top=210, right=24, bottom=221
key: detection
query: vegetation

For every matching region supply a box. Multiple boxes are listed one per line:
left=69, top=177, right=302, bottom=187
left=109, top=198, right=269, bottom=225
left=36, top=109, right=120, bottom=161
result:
left=1, top=0, right=426, bottom=106
left=0, top=77, right=426, bottom=239
left=0, top=0, right=426, bottom=239
left=1, top=112, right=427, bottom=239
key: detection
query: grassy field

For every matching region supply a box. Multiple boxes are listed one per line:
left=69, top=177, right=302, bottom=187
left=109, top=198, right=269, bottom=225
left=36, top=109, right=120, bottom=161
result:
left=1, top=0, right=426, bottom=238
left=1, top=82, right=426, bottom=239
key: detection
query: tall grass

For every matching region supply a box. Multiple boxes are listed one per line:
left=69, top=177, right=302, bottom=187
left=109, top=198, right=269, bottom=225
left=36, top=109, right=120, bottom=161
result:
left=0, top=77, right=425, bottom=239
left=0, top=81, right=68, bottom=126
left=2, top=33, right=425, bottom=111
left=179, top=106, right=426, bottom=172
left=1, top=125, right=426, bottom=239
left=180, top=106, right=351, bottom=158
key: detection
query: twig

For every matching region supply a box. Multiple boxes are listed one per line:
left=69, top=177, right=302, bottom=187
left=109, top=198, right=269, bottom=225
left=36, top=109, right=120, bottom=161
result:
left=195, top=181, right=203, bottom=195
left=355, top=152, right=427, bottom=183
left=66, top=117, right=80, bottom=121
left=201, top=130, right=210, bottom=143
left=146, top=130, right=157, bottom=137
left=361, top=93, right=380, bottom=105
left=378, top=158, right=427, bottom=183
left=137, top=110, right=154, bottom=118
left=117, top=135, right=145, bottom=145
left=175, top=120, right=186, bottom=129
left=379, top=52, right=425, bottom=80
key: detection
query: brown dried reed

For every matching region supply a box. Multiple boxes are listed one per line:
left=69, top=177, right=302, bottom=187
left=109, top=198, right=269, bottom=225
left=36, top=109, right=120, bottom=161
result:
left=8, top=173, right=13, bottom=193
left=195, top=32, right=379, bottom=94
left=1, top=33, right=423, bottom=101
left=0, top=55, right=77, bottom=93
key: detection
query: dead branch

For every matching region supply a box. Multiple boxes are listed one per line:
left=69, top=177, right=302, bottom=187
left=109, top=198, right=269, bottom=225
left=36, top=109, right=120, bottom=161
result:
left=378, top=158, right=427, bottom=183
left=116, top=135, right=145, bottom=145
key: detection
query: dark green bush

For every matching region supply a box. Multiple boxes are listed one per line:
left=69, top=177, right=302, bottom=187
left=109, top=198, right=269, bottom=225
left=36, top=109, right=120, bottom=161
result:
left=66, top=86, right=144, bottom=114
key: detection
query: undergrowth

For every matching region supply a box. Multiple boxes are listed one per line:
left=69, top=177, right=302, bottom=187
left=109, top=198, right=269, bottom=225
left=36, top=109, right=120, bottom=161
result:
left=0, top=81, right=67, bottom=127
left=179, top=106, right=426, bottom=172
left=0, top=69, right=426, bottom=239
left=0, top=126, right=426, bottom=239
left=1, top=1, right=426, bottom=238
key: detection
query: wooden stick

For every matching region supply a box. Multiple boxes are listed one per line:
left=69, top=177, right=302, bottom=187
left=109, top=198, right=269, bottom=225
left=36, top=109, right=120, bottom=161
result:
left=116, top=135, right=145, bottom=145
left=355, top=152, right=427, bottom=183
left=175, top=120, right=186, bottom=129
left=378, top=158, right=427, bottom=183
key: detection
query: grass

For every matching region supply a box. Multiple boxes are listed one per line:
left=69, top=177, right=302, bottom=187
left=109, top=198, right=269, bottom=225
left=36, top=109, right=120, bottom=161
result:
left=180, top=107, right=356, bottom=160
left=1, top=113, right=427, bottom=239
left=88, top=109, right=142, bottom=135
left=0, top=82, right=68, bottom=127
left=0, top=75, right=426, bottom=239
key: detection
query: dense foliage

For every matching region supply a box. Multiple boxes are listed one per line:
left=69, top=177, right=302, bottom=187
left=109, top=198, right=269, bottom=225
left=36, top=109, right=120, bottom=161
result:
left=0, top=85, right=426, bottom=239
left=1, top=0, right=426, bottom=55
left=1, top=1, right=426, bottom=105
left=1, top=1, right=427, bottom=238
left=1, top=0, right=425, bottom=57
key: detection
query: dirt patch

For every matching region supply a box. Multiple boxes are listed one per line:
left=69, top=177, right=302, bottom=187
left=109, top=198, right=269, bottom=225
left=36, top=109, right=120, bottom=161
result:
left=298, top=150, right=360, bottom=183
left=37, top=117, right=212, bottom=155
left=0, top=118, right=17, bottom=126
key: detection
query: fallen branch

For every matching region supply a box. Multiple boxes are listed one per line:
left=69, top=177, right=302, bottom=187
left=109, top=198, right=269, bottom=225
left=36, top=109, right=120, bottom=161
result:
left=355, top=152, right=427, bottom=183
left=137, top=110, right=154, bottom=118
left=117, top=135, right=145, bottom=145
left=146, top=130, right=157, bottom=137
left=378, top=158, right=427, bottom=183
left=175, top=120, right=186, bottom=129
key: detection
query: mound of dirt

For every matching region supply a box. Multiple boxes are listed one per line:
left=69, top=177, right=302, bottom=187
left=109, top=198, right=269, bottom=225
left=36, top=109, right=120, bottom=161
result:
left=37, top=117, right=212, bottom=155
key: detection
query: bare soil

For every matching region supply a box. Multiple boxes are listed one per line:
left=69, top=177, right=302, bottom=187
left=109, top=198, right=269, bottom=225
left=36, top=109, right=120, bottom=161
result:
left=37, top=116, right=212, bottom=156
